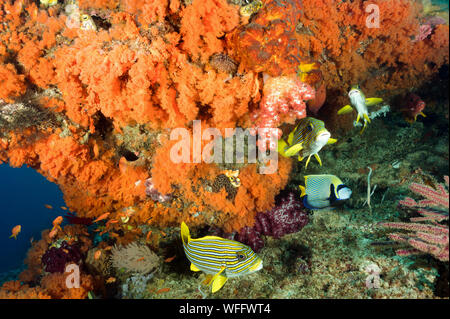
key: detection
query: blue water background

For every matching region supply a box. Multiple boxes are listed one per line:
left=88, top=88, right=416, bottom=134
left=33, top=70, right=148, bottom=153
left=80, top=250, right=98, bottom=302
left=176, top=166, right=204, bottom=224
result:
left=0, top=164, right=66, bottom=274
left=433, top=0, right=449, bottom=10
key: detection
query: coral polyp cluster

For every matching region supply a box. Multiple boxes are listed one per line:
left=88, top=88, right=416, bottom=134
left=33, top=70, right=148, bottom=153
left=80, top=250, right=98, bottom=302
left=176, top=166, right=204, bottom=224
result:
left=253, top=75, right=315, bottom=151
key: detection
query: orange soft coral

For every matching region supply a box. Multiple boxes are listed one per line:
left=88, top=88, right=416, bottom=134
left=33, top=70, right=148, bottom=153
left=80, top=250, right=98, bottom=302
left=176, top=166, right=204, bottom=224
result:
left=228, top=0, right=307, bottom=77
left=40, top=272, right=94, bottom=299
left=180, top=0, right=240, bottom=63
left=0, top=63, right=26, bottom=102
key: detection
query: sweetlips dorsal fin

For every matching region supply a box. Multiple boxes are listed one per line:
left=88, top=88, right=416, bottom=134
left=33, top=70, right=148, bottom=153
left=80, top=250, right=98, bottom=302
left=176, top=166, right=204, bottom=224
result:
left=181, top=222, right=190, bottom=245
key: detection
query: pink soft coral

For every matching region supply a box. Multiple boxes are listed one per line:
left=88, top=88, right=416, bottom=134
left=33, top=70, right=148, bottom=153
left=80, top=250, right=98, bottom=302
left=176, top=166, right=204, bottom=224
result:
left=253, top=75, right=315, bottom=152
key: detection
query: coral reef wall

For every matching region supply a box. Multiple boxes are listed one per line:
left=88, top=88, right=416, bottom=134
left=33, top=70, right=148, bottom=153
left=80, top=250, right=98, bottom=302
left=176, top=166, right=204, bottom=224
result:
left=0, top=0, right=448, bottom=235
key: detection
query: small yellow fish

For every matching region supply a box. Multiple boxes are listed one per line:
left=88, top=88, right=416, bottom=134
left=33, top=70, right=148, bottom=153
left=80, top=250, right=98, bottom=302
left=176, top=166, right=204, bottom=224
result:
left=10, top=225, right=21, bottom=239
left=40, top=0, right=58, bottom=7
left=224, top=170, right=241, bottom=187
left=337, top=85, right=383, bottom=134
left=240, top=0, right=263, bottom=17
left=278, top=117, right=337, bottom=168
left=80, top=14, right=97, bottom=31
left=106, top=277, right=116, bottom=283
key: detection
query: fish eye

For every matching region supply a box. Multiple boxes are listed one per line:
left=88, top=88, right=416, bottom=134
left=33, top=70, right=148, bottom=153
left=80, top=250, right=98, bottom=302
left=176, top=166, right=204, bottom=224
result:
left=236, top=252, right=246, bottom=261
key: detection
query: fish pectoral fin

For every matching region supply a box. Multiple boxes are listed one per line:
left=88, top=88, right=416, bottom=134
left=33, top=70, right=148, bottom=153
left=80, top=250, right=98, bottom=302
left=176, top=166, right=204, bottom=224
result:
left=190, top=263, right=201, bottom=272
left=284, top=143, right=303, bottom=157
left=211, top=275, right=228, bottom=293
left=415, top=112, right=426, bottom=122
left=337, top=105, right=353, bottom=115
left=363, top=113, right=371, bottom=124
left=314, top=154, right=322, bottom=166
left=356, top=113, right=361, bottom=124
left=327, top=138, right=337, bottom=145
left=305, top=155, right=312, bottom=169
left=277, top=138, right=288, bottom=156
left=209, top=266, right=227, bottom=293
left=360, top=122, right=367, bottom=135
left=365, top=97, right=383, bottom=107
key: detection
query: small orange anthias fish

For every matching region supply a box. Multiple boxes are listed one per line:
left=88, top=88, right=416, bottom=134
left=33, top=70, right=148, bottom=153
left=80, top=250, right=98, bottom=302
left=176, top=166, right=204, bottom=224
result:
left=93, top=212, right=110, bottom=223
left=48, top=228, right=58, bottom=239
left=94, top=250, right=102, bottom=260
left=49, top=216, right=64, bottom=238
left=10, top=225, right=21, bottom=239
left=156, top=288, right=170, bottom=294
left=164, top=255, right=176, bottom=263
left=45, top=204, right=53, bottom=209
left=52, top=216, right=63, bottom=227
left=106, top=277, right=116, bottom=283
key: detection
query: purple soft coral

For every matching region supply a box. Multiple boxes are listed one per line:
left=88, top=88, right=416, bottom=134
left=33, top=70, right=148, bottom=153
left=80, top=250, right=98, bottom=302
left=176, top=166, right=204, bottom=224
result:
left=41, top=241, right=82, bottom=273
left=236, top=192, right=309, bottom=252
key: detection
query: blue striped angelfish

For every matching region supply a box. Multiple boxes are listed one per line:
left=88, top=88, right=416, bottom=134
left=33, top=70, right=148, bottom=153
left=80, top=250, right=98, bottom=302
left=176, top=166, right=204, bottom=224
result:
left=299, top=174, right=352, bottom=209
left=181, top=222, right=263, bottom=293
left=277, top=117, right=337, bottom=169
